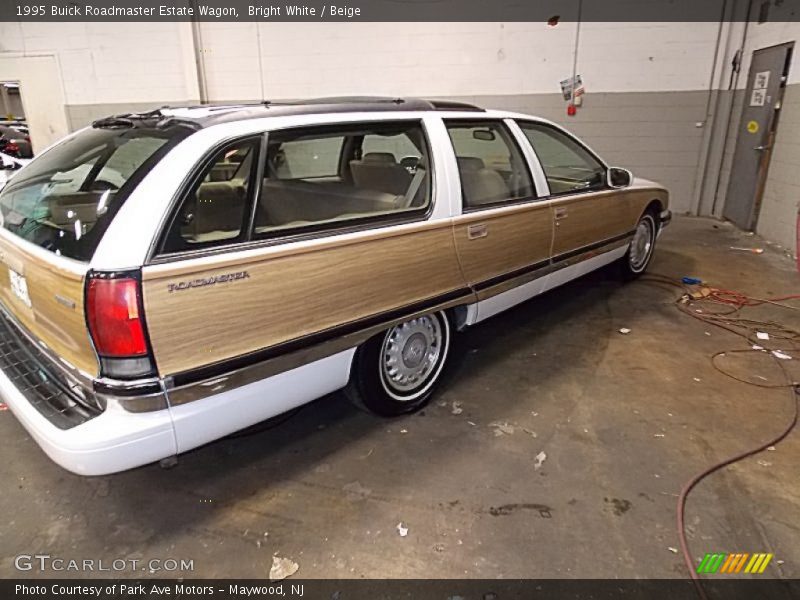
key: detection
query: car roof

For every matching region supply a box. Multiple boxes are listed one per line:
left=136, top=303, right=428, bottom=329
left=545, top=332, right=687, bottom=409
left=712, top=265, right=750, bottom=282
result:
left=93, top=97, right=489, bottom=130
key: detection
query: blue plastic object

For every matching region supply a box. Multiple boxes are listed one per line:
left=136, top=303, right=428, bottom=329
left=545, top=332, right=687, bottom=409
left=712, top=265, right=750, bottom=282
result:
left=682, top=277, right=703, bottom=285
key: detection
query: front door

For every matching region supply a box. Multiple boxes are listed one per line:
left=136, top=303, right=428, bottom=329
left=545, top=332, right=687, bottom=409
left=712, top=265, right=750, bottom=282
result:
left=724, top=42, right=794, bottom=230
left=516, top=121, right=629, bottom=259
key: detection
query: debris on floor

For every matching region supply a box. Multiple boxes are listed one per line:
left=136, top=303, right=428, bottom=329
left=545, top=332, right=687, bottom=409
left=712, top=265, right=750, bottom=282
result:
left=522, top=428, right=538, bottom=438
left=772, top=351, right=792, bottom=360
left=451, top=401, right=463, bottom=415
left=269, top=556, right=299, bottom=581
left=343, top=481, right=372, bottom=501
left=489, top=421, right=515, bottom=436
left=534, top=451, right=547, bottom=470
left=396, top=523, right=409, bottom=537
left=756, top=331, right=770, bottom=341
left=682, top=276, right=703, bottom=285
left=619, top=328, right=631, bottom=335
left=668, top=547, right=678, bottom=554
left=729, top=246, right=764, bottom=254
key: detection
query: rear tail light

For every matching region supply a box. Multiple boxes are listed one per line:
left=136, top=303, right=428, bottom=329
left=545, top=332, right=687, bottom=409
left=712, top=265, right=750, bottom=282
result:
left=86, top=274, right=156, bottom=379
left=5, top=142, right=19, bottom=154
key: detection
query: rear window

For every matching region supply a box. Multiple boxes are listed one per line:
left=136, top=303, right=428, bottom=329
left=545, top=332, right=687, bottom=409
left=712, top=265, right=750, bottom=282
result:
left=0, top=125, right=191, bottom=261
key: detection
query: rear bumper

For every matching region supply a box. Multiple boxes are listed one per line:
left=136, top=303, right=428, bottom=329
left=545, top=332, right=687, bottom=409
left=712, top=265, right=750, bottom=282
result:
left=0, top=368, right=176, bottom=476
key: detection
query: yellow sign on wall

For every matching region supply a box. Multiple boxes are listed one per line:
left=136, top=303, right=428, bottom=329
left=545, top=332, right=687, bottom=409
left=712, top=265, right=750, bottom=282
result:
left=747, top=120, right=760, bottom=134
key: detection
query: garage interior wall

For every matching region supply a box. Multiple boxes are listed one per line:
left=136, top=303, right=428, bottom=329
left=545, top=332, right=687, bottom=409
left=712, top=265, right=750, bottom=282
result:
left=0, top=7, right=798, bottom=252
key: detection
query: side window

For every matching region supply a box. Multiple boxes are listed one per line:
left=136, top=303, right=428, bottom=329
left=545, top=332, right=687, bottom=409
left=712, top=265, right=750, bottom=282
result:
left=517, top=122, right=606, bottom=195
left=161, top=138, right=258, bottom=254
left=445, top=120, right=535, bottom=209
left=254, top=121, right=431, bottom=236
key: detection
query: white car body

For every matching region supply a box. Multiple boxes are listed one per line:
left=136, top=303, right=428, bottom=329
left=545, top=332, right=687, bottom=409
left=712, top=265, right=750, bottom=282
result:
left=0, top=100, right=670, bottom=475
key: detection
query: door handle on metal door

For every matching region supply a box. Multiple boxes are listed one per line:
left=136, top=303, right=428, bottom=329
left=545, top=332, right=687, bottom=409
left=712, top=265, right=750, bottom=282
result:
left=467, top=223, right=488, bottom=240
left=754, top=145, right=772, bottom=151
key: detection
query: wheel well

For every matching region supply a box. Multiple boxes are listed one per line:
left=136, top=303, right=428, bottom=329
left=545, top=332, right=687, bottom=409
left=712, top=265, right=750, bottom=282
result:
left=644, top=199, right=663, bottom=218
left=449, top=305, right=469, bottom=332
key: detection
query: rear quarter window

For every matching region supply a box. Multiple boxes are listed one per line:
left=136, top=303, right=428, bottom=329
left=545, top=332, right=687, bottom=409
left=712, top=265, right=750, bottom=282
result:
left=0, top=125, right=191, bottom=261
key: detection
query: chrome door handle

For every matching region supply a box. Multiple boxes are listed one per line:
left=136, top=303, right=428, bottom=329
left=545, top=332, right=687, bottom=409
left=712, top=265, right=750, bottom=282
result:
left=467, top=223, right=488, bottom=240
left=754, top=145, right=771, bottom=151
left=554, top=207, right=568, bottom=219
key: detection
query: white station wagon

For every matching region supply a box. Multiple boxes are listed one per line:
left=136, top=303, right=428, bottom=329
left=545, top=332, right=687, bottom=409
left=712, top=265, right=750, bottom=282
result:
left=0, top=97, right=670, bottom=475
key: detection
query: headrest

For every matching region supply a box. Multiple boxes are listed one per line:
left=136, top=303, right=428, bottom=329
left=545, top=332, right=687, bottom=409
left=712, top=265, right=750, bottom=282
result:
left=457, top=156, right=485, bottom=171
left=362, top=152, right=397, bottom=164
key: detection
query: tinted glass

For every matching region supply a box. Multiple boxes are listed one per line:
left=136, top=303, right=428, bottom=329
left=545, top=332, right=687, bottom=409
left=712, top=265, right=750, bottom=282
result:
left=445, top=120, right=535, bottom=208
left=161, top=139, right=258, bottom=253
left=254, top=121, right=431, bottom=236
left=0, top=125, right=190, bottom=261
left=518, top=121, right=606, bottom=194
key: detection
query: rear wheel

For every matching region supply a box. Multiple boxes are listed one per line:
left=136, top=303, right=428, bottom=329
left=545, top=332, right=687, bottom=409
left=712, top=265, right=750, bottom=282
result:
left=620, top=212, right=657, bottom=279
left=346, top=311, right=451, bottom=416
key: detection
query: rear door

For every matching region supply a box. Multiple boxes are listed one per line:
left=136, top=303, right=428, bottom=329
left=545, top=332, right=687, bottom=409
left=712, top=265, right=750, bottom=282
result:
left=444, top=118, right=553, bottom=314
left=141, top=118, right=468, bottom=385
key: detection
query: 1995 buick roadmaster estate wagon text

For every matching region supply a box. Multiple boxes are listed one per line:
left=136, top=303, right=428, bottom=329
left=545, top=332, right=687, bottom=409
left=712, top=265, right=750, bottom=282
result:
left=0, top=97, right=670, bottom=474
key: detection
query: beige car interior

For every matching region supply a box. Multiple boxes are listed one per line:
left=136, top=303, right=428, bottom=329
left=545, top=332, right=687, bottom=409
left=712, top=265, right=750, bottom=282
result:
left=455, top=156, right=511, bottom=207
left=254, top=149, right=427, bottom=231
left=177, top=136, right=430, bottom=245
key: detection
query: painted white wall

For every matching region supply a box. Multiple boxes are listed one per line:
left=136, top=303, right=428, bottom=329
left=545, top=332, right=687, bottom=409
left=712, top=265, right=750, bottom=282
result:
left=0, top=20, right=734, bottom=103
left=199, top=21, right=725, bottom=101
left=736, top=15, right=800, bottom=87
left=0, top=22, right=197, bottom=104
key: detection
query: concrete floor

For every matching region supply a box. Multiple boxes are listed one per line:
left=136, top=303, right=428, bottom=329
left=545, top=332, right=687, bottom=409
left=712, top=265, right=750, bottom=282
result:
left=1, top=216, right=799, bottom=580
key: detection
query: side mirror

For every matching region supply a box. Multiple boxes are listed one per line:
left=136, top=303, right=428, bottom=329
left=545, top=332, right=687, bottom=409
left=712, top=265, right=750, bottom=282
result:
left=608, top=167, right=633, bottom=189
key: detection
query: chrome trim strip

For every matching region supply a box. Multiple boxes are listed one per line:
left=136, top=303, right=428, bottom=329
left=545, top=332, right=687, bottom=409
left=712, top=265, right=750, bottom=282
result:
left=475, top=235, right=631, bottom=301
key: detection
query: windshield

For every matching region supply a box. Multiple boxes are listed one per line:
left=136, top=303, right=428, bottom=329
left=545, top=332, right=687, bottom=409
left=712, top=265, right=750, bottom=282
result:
left=0, top=124, right=192, bottom=261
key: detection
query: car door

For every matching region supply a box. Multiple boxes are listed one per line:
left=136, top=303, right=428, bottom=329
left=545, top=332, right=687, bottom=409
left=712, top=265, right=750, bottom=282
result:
left=516, top=121, right=632, bottom=263
left=444, top=119, right=553, bottom=320
left=141, top=118, right=469, bottom=382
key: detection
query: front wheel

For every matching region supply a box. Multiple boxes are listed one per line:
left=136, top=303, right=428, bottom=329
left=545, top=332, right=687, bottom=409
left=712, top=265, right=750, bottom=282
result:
left=619, top=212, right=658, bottom=279
left=346, top=311, right=451, bottom=416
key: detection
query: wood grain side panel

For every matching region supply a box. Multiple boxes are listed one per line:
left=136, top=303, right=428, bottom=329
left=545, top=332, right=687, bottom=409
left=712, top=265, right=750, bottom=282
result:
left=627, top=189, right=669, bottom=224
left=0, top=235, right=97, bottom=376
left=551, top=192, right=632, bottom=257
left=551, top=187, right=667, bottom=257
left=142, top=225, right=468, bottom=376
left=452, top=202, right=553, bottom=285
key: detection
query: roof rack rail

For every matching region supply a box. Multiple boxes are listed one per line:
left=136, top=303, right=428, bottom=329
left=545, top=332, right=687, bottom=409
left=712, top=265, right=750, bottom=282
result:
left=261, top=96, right=408, bottom=106
left=427, top=99, right=484, bottom=112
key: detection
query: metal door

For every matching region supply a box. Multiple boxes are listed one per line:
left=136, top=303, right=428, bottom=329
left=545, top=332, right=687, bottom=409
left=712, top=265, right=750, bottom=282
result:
left=724, top=43, right=793, bottom=230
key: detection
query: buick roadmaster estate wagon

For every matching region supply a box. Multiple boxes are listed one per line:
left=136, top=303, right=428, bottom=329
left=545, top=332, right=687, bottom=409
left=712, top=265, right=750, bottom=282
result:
left=0, top=98, right=670, bottom=475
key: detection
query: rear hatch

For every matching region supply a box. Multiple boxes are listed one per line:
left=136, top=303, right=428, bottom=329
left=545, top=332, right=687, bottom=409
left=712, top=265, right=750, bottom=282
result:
left=0, top=119, right=193, bottom=381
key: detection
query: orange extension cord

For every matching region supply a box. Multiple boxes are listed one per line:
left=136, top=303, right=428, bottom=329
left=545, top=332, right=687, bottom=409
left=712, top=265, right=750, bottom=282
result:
left=642, top=274, right=799, bottom=600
